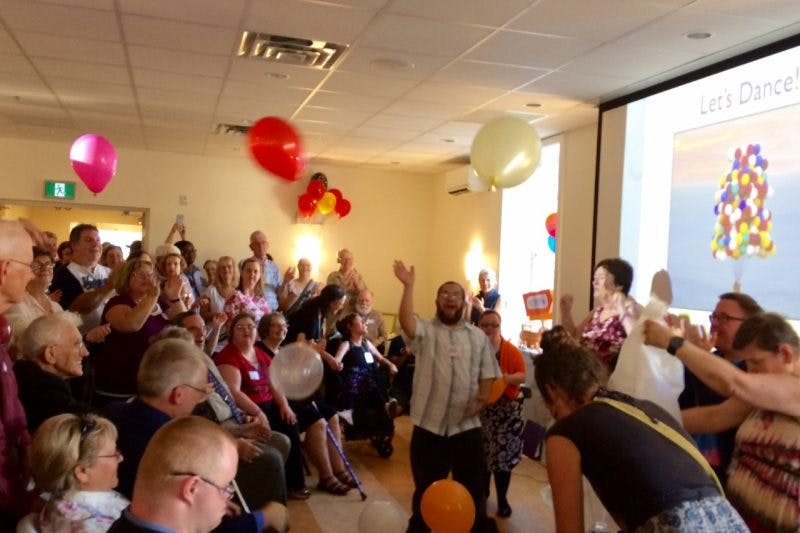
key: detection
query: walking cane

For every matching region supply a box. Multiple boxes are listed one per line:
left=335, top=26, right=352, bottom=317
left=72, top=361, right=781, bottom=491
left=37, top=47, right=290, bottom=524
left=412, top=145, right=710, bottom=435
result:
left=233, top=479, right=251, bottom=512
left=312, top=401, right=367, bottom=500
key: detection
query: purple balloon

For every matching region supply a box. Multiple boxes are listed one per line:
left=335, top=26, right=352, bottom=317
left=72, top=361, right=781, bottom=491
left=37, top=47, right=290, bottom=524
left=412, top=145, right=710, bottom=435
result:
left=69, top=134, right=118, bottom=194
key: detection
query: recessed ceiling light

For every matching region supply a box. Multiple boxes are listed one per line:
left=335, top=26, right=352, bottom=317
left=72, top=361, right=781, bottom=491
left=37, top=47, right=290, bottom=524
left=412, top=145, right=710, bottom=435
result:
left=370, top=58, right=414, bottom=72
left=265, top=72, right=289, bottom=80
left=525, top=102, right=541, bottom=108
left=442, top=138, right=455, bottom=143
left=686, top=31, right=712, bottom=40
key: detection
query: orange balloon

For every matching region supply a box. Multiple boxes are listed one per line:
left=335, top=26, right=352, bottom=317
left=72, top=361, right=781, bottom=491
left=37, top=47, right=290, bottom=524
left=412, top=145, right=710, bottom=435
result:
left=421, top=480, right=475, bottom=533
left=317, top=191, right=337, bottom=215
left=487, top=377, right=506, bottom=404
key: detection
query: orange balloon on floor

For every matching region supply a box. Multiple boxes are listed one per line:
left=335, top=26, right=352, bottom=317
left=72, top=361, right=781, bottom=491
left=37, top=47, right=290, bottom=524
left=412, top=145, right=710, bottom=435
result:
left=420, top=479, right=475, bottom=533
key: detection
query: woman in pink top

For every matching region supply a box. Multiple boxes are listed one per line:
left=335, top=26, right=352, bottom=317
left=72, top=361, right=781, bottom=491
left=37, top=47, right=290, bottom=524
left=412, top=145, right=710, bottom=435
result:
left=224, top=258, right=271, bottom=324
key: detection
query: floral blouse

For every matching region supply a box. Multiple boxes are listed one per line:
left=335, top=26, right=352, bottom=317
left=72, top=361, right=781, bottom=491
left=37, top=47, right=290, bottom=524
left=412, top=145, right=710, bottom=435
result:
left=581, top=306, right=627, bottom=366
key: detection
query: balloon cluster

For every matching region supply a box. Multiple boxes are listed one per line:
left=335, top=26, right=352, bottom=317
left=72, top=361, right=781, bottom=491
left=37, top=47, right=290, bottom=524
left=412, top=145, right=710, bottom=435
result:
left=297, top=172, right=352, bottom=219
left=69, top=133, right=118, bottom=194
left=710, top=144, right=775, bottom=260
left=421, top=480, right=475, bottom=533
left=470, top=116, right=542, bottom=190
left=545, top=212, right=557, bottom=253
left=247, top=116, right=306, bottom=182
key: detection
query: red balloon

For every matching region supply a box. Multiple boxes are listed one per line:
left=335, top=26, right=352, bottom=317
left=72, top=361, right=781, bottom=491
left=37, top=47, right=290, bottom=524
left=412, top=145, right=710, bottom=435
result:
left=297, top=193, right=317, bottom=218
left=335, top=198, right=351, bottom=218
left=307, top=179, right=326, bottom=200
left=247, top=117, right=305, bottom=181
left=328, top=188, right=343, bottom=202
left=545, top=212, right=558, bottom=237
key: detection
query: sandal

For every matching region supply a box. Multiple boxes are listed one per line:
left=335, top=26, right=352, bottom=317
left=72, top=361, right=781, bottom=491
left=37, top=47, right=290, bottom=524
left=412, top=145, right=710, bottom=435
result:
left=334, top=470, right=358, bottom=488
left=317, top=475, right=351, bottom=495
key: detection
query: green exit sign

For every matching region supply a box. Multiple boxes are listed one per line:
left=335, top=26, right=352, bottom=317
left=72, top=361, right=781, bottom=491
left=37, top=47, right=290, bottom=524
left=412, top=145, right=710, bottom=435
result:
left=44, top=181, right=76, bottom=200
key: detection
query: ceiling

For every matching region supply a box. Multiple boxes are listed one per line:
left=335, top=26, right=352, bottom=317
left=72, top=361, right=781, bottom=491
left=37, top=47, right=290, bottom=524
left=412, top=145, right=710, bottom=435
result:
left=1, top=0, right=799, bottom=174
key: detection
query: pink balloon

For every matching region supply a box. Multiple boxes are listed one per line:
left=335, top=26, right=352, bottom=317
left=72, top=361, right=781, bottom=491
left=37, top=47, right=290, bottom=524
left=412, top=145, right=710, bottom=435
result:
left=69, top=134, right=118, bottom=194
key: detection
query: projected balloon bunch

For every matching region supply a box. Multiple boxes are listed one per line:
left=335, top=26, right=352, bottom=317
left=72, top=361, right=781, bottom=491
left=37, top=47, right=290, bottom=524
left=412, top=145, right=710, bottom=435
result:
left=710, top=144, right=775, bottom=260
left=297, top=172, right=352, bottom=219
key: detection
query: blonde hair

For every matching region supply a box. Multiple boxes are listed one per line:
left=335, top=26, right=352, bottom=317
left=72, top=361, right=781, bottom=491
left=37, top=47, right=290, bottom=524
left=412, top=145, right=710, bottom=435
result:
left=29, top=413, right=117, bottom=495
left=136, top=338, right=206, bottom=397
left=214, top=256, right=239, bottom=290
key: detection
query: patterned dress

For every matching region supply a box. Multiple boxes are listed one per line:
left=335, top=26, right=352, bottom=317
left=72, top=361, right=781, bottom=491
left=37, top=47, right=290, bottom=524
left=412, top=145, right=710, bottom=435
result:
left=727, top=409, right=800, bottom=533
left=581, top=307, right=627, bottom=367
left=224, top=290, right=271, bottom=323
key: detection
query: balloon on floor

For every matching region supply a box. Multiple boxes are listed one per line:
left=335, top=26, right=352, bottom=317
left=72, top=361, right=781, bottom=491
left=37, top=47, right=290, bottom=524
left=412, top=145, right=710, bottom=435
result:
left=421, top=479, right=475, bottom=533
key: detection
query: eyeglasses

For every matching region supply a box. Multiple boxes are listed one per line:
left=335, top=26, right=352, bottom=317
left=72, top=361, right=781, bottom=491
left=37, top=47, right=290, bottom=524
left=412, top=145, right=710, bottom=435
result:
left=180, top=382, right=211, bottom=396
left=709, top=312, right=746, bottom=324
left=480, top=323, right=501, bottom=328
left=234, top=323, right=256, bottom=331
left=97, top=449, right=123, bottom=461
left=2, top=258, right=35, bottom=272
left=171, top=472, right=235, bottom=500
left=31, top=261, right=55, bottom=272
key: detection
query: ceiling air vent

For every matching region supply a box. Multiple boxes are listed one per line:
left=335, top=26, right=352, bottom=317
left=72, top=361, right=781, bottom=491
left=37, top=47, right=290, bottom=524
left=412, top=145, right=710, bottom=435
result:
left=237, top=31, right=347, bottom=70
left=214, top=123, right=250, bottom=135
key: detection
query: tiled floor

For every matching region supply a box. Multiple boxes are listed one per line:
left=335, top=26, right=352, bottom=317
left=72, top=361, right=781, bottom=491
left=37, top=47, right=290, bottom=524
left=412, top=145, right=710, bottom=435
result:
left=286, top=416, right=556, bottom=533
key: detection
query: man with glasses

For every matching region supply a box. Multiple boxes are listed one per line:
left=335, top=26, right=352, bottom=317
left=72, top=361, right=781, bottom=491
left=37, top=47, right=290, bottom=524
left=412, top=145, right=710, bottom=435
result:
left=393, top=261, right=500, bottom=533
left=679, top=292, right=763, bottom=483
left=13, top=312, right=91, bottom=431
left=110, top=416, right=287, bottom=533
left=0, top=220, right=37, bottom=525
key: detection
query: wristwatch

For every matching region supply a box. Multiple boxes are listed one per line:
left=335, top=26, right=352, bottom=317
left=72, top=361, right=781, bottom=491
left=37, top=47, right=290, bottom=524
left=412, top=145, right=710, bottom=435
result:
left=667, top=336, right=685, bottom=356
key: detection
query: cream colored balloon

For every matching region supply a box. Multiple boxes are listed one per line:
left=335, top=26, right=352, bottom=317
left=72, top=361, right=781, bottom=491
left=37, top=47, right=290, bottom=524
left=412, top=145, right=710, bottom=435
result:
left=470, top=116, right=542, bottom=189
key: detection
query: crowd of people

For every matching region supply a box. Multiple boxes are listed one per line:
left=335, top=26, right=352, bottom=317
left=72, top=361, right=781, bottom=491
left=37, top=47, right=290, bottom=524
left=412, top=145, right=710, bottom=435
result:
left=1, top=218, right=799, bottom=533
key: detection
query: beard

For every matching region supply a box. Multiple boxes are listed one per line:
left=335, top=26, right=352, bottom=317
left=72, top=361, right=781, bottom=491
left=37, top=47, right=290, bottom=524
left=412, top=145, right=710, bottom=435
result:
left=356, top=304, right=370, bottom=315
left=436, top=303, right=464, bottom=325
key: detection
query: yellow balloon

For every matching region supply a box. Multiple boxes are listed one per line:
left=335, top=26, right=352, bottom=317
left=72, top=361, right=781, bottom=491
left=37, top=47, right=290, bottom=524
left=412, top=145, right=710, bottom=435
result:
left=317, top=191, right=336, bottom=215
left=470, top=116, right=542, bottom=189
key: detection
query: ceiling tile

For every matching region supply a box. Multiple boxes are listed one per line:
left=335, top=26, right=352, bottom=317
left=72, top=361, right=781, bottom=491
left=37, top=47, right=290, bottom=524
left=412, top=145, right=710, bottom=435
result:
left=215, top=98, right=300, bottom=123
left=336, top=46, right=452, bottom=81
left=118, top=0, right=247, bottom=28
left=137, top=88, right=218, bottom=111
left=220, top=80, right=311, bottom=106
left=360, top=13, right=494, bottom=57
left=359, top=113, right=443, bottom=131
left=0, top=74, right=57, bottom=105
left=34, top=57, right=129, bottom=85
left=695, top=0, right=800, bottom=22
left=245, top=0, right=378, bottom=44
left=509, top=0, right=675, bottom=41
left=388, top=0, right=533, bottom=26
left=561, top=43, right=699, bottom=79
left=0, top=54, right=36, bottom=76
left=381, top=99, right=472, bottom=121
left=306, top=90, right=393, bottom=113
left=227, top=59, right=329, bottom=88
left=122, top=14, right=239, bottom=55
left=349, top=124, right=424, bottom=142
left=28, top=0, right=114, bottom=9
left=128, top=46, right=232, bottom=78
left=294, top=106, right=373, bottom=127
left=518, top=70, right=635, bottom=101
left=322, top=71, right=418, bottom=98
left=50, top=79, right=135, bottom=109
left=132, top=68, right=224, bottom=95
left=403, top=82, right=506, bottom=107
left=14, top=31, right=127, bottom=64
left=0, top=0, right=120, bottom=41
left=432, top=60, right=549, bottom=90
left=466, top=30, right=600, bottom=70
left=0, top=30, right=21, bottom=54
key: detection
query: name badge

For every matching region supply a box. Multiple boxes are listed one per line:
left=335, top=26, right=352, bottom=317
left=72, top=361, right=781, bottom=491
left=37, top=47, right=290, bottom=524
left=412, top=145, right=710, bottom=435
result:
left=249, top=370, right=260, bottom=380
left=364, top=352, right=374, bottom=364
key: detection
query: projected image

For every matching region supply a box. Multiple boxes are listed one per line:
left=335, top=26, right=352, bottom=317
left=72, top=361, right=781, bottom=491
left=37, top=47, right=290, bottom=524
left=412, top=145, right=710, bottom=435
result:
left=668, top=104, right=800, bottom=317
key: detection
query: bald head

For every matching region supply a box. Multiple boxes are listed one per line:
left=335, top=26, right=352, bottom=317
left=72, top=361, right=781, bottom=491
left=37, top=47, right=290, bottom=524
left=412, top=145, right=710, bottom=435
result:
left=0, top=221, right=35, bottom=312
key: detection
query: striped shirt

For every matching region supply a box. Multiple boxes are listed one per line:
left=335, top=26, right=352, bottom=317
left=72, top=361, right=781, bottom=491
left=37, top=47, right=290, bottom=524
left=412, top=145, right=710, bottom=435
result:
left=407, top=317, right=499, bottom=436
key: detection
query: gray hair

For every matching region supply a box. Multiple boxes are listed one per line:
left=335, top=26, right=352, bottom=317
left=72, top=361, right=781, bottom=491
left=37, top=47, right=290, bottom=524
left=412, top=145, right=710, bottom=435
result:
left=20, top=312, right=82, bottom=361
left=137, top=338, right=206, bottom=397
left=478, top=268, right=496, bottom=280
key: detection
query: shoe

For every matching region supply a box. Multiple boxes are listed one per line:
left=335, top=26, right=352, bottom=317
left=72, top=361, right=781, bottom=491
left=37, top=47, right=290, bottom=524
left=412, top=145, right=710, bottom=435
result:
left=496, top=503, right=512, bottom=518
left=288, top=487, right=311, bottom=500
left=317, top=476, right=351, bottom=495
left=334, top=470, right=359, bottom=488
left=385, top=398, right=402, bottom=418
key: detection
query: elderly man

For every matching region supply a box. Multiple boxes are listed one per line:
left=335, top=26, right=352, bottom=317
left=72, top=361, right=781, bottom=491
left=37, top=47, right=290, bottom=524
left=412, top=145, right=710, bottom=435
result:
left=13, top=312, right=91, bottom=431
left=170, top=313, right=290, bottom=506
left=393, top=261, right=499, bottom=533
left=105, top=338, right=279, bottom=532
left=0, top=220, right=36, bottom=524
left=327, top=249, right=366, bottom=314
left=356, top=289, right=388, bottom=351
left=679, top=292, right=763, bottom=484
left=110, top=416, right=288, bottom=533
left=247, top=231, right=288, bottom=312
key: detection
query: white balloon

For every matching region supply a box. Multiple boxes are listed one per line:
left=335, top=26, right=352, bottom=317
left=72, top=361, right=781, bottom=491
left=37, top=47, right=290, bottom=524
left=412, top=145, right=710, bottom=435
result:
left=358, top=500, right=406, bottom=533
left=269, top=342, right=324, bottom=400
left=470, top=116, right=542, bottom=189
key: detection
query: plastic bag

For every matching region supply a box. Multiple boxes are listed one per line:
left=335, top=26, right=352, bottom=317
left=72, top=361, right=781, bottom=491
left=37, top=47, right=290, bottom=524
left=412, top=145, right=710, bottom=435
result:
left=607, top=296, right=684, bottom=421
